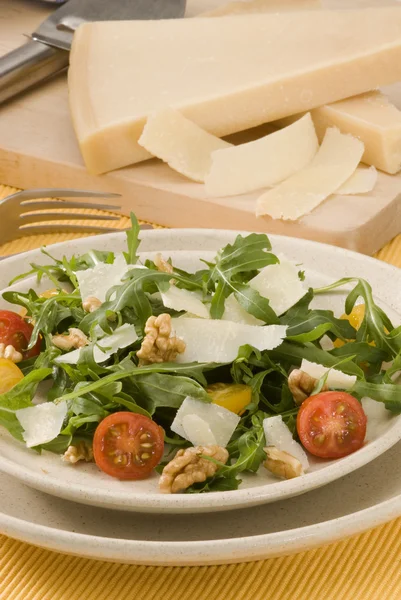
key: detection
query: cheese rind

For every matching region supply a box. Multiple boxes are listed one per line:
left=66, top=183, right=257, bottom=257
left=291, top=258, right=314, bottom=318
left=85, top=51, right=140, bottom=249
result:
left=201, top=0, right=321, bottom=17
left=69, top=9, right=401, bottom=174
left=336, top=166, right=377, bottom=195
left=204, top=113, right=318, bottom=196
left=256, top=128, right=364, bottom=221
left=138, top=108, right=231, bottom=182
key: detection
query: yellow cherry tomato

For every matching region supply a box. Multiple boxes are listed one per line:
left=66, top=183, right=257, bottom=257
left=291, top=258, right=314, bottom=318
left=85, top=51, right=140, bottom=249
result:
left=207, top=383, right=252, bottom=415
left=40, top=288, right=62, bottom=299
left=334, top=304, right=366, bottom=348
left=0, top=358, right=24, bottom=395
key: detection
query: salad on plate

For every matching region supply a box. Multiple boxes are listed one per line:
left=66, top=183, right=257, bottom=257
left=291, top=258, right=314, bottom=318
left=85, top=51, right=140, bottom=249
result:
left=0, top=214, right=400, bottom=494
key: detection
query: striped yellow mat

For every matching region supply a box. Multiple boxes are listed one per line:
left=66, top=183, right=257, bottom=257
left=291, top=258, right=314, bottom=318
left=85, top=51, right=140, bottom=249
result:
left=0, top=183, right=401, bottom=600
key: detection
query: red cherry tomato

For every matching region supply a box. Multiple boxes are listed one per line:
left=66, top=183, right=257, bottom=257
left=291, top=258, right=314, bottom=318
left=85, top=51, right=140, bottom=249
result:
left=0, top=310, right=41, bottom=359
left=297, top=391, right=367, bottom=459
left=93, top=412, right=164, bottom=480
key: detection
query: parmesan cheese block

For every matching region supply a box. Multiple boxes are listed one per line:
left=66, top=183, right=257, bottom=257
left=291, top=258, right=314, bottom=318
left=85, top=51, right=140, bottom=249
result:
left=256, top=128, right=364, bottom=221
left=204, top=113, right=318, bottom=197
left=69, top=9, right=401, bottom=174
left=336, top=166, right=378, bottom=195
left=138, top=108, right=231, bottom=182
left=201, top=0, right=321, bottom=17
left=275, top=91, right=401, bottom=175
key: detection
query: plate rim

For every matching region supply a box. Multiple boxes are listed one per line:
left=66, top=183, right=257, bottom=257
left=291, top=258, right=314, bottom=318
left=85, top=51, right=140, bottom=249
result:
left=0, top=228, right=400, bottom=513
left=0, top=483, right=400, bottom=566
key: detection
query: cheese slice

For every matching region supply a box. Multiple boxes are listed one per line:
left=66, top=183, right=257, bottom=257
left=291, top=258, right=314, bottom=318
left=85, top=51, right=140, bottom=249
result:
left=275, top=91, right=401, bottom=175
left=300, top=359, right=357, bottom=389
left=171, top=317, right=287, bottom=363
left=204, top=113, right=318, bottom=197
left=69, top=8, right=401, bottom=174
left=256, top=128, right=364, bottom=221
left=76, top=254, right=128, bottom=302
left=54, top=324, right=138, bottom=365
left=161, top=285, right=209, bottom=318
left=16, top=401, right=68, bottom=448
left=171, top=396, right=240, bottom=448
left=138, top=108, right=231, bottom=182
left=263, top=415, right=309, bottom=471
left=336, top=166, right=377, bottom=195
left=249, top=255, right=307, bottom=316
left=201, top=0, right=321, bottom=17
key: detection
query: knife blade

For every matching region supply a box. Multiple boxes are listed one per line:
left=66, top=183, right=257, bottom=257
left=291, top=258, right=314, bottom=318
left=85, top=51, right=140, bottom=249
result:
left=0, top=0, right=186, bottom=105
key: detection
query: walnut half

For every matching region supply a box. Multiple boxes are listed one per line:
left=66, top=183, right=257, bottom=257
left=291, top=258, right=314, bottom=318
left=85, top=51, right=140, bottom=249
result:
left=0, top=343, right=23, bottom=364
left=263, top=447, right=304, bottom=480
left=63, top=441, right=93, bottom=464
left=159, top=445, right=229, bottom=493
left=288, top=369, right=328, bottom=405
left=137, top=313, right=185, bottom=365
left=52, top=328, right=88, bottom=351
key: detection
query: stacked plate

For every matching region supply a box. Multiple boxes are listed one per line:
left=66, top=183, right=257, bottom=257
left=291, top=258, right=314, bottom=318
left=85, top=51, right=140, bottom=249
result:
left=0, top=229, right=400, bottom=566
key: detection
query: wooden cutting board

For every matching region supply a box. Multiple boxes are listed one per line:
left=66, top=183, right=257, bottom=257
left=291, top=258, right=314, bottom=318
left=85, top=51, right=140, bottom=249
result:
left=0, top=0, right=400, bottom=255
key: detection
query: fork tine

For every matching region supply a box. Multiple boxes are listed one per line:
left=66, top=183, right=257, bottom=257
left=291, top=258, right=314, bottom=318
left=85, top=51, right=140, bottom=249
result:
left=20, top=200, right=122, bottom=211
left=18, top=224, right=123, bottom=236
left=5, top=189, right=121, bottom=203
left=19, top=212, right=121, bottom=225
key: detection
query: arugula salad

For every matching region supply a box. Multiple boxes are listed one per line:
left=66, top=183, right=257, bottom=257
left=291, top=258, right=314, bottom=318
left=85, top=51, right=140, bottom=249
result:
left=0, top=214, right=400, bottom=494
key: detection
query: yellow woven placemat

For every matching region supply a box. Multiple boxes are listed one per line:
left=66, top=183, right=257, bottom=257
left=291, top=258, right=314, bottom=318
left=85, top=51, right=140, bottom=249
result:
left=0, top=183, right=401, bottom=600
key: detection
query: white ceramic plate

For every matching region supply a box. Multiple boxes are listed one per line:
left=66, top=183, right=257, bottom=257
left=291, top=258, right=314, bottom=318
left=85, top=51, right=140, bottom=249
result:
left=0, top=229, right=400, bottom=514
left=1, top=438, right=401, bottom=565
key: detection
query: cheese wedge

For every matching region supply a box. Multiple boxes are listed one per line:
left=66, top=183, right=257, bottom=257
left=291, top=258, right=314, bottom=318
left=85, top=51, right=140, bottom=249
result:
left=138, top=108, right=231, bottom=182
left=205, top=113, right=318, bottom=196
left=256, top=128, right=364, bottom=221
left=201, top=0, right=321, bottom=17
left=336, top=166, right=377, bottom=195
left=69, top=8, right=401, bottom=174
left=312, top=92, right=401, bottom=175
left=275, top=91, right=401, bottom=175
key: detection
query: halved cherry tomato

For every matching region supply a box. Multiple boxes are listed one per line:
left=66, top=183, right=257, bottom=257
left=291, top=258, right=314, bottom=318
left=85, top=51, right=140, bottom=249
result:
left=0, top=310, right=41, bottom=359
left=93, top=412, right=164, bottom=480
left=297, top=391, right=367, bottom=459
left=0, top=358, right=24, bottom=394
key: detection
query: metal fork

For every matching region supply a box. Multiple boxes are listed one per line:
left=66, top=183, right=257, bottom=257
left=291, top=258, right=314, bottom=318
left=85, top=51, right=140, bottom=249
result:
left=0, top=188, right=123, bottom=244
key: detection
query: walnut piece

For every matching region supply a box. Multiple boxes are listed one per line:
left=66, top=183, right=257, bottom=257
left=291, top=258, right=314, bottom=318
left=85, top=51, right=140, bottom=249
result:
left=0, top=343, right=23, bottom=364
left=63, top=441, right=93, bottom=464
left=52, top=328, right=88, bottom=351
left=154, top=253, right=174, bottom=274
left=159, top=445, right=229, bottom=493
left=137, top=313, right=185, bottom=365
left=264, top=447, right=304, bottom=479
left=82, top=296, right=102, bottom=313
left=288, top=369, right=328, bottom=405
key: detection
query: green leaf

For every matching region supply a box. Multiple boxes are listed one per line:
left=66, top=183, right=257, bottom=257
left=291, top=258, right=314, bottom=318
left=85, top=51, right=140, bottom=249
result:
left=314, top=278, right=400, bottom=359
left=268, top=341, right=365, bottom=378
left=207, top=233, right=279, bottom=320
left=352, top=380, right=401, bottom=413
left=234, top=284, right=279, bottom=324
left=124, top=372, right=210, bottom=415
left=221, top=412, right=266, bottom=477
left=185, top=475, right=241, bottom=493
left=123, top=213, right=141, bottom=264
left=0, top=368, right=52, bottom=441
